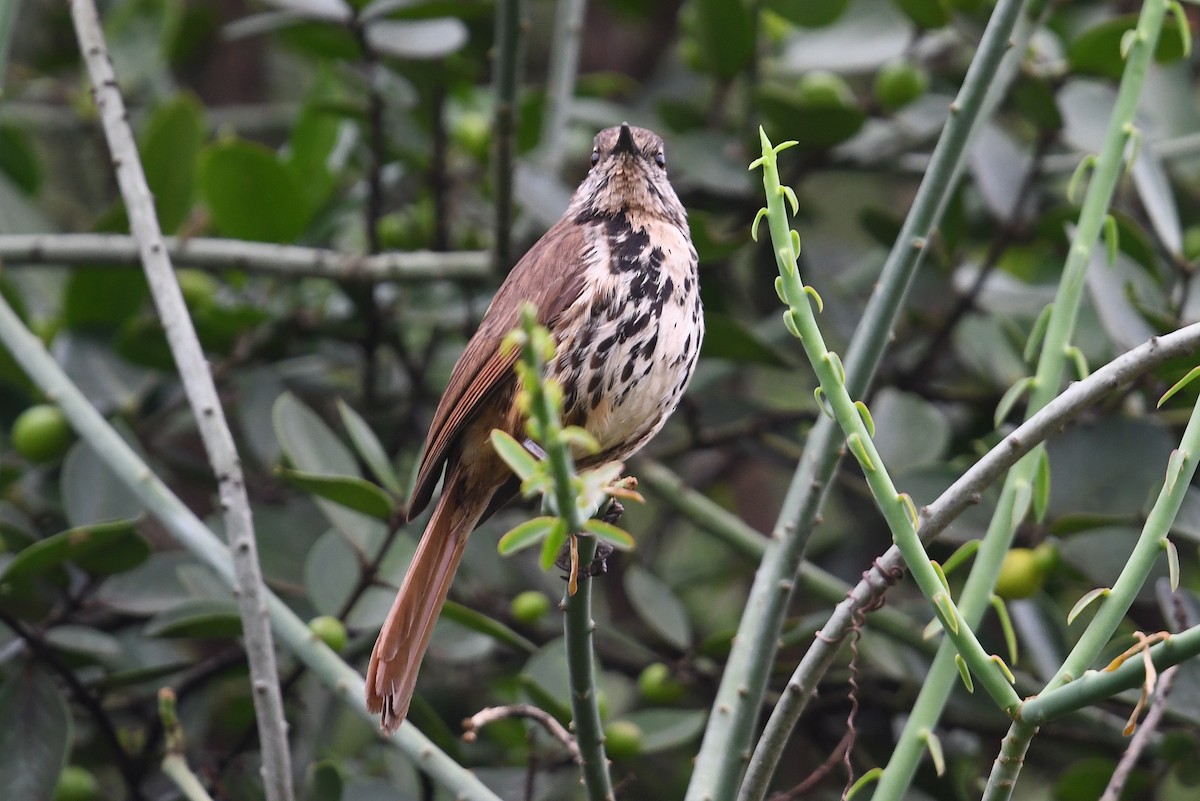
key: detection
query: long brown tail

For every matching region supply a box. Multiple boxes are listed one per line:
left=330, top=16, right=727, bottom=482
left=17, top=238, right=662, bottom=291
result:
left=365, top=473, right=486, bottom=732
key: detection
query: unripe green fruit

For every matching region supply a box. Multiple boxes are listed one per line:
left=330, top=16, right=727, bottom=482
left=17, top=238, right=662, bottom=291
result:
left=54, top=766, right=99, bottom=801
left=176, top=269, right=218, bottom=309
left=511, top=590, right=552, bottom=623
left=994, top=548, right=1047, bottom=600
left=308, top=615, right=348, bottom=653
left=11, top=405, right=73, bottom=463
left=604, top=720, right=644, bottom=760
left=1183, top=226, right=1200, bottom=261
left=637, top=662, right=685, bottom=704
left=874, top=61, right=930, bottom=111
left=796, top=71, right=855, bottom=108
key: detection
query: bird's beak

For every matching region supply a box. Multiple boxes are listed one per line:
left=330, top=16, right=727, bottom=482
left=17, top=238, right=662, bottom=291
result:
left=612, top=123, right=637, bottom=157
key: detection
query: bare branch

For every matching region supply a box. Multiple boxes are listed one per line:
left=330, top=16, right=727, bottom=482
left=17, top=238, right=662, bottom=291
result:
left=69, top=4, right=294, bottom=799
left=463, top=704, right=581, bottom=762
left=0, top=233, right=488, bottom=283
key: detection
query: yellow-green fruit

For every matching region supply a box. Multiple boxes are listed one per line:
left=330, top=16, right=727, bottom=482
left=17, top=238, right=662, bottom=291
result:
left=451, top=111, right=491, bottom=160
left=176, top=269, right=218, bottom=309
left=637, top=662, right=685, bottom=704
left=874, top=61, right=930, bottom=111
left=796, top=71, right=855, bottom=108
left=604, top=720, right=644, bottom=760
left=511, top=590, right=552, bottom=624
left=11, top=405, right=73, bottom=463
left=308, top=615, right=347, bottom=654
left=54, top=766, right=99, bottom=801
left=1183, top=225, right=1200, bottom=261
left=994, top=548, right=1047, bottom=600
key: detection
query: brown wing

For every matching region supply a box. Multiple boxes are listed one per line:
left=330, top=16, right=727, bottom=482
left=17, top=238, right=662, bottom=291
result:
left=407, top=219, right=589, bottom=519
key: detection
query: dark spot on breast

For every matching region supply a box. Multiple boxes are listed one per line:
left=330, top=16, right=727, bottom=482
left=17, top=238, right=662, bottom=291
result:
left=621, top=360, right=634, bottom=382
left=642, top=333, right=658, bottom=357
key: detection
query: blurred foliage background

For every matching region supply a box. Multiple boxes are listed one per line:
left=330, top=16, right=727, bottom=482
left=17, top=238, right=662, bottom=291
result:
left=3, top=0, right=1200, bottom=799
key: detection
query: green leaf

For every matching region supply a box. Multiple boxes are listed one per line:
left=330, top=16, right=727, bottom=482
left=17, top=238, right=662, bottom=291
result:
left=954, top=653, right=974, bottom=692
left=277, top=467, right=396, bottom=520
left=767, top=0, right=850, bottom=28
left=758, top=85, right=866, bottom=151
left=286, top=95, right=341, bottom=220
left=921, top=728, right=945, bottom=776
left=63, top=268, right=149, bottom=332
left=941, top=540, right=980, bottom=575
left=990, top=594, right=1018, bottom=666
left=994, top=376, right=1034, bottom=428
left=364, top=18, right=468, bottom=59
left=693, top=0, right=754, bottom=78
left=197, top=139, right=310, bottom=243
left=144, top=599, right=242, bottom=638
left=846, top=433, right=875, bottom=472
left=490, top=429, right=538, bottom=480
left=1164, top=448, right=1188, bottom=494
left=336, top=399, right=404, bottom=496
left=893, top=0, right=950, bottom=28
left=61, top=435, right=147, bottom=527
left=539, top=519, right=569, bottom=571
left=581, top=519, right=636, bottom=551
left=0, top=124, right=41, bottom=195
left=930, top=560, right=949, bottom=593
left=699, top=313, right=790, bottom=367
left=0, top=518, right=149, bottom=583
left=933, top=593, right=958, bottom=635
left=0, top=668, right=70, bottom=801
left=1033, top=447, right=1051, bottom=523
left=1068, top=14, right=1189, bottom=79
left=306, top=761, right=344, bottom=801
left=43, top=626, right=123, bottom=665
left=140, top=93, right=205, bottom=233
left=497, top=516, right=558, bottom=556
left=274, top=392, right=386, bottom=548
left=1164, top=538, right=1179, bottom=592
left=845, top=767, right=883, bottom=800
left=441, top=601, right=537, bottom=654
left=1158, top=365, right=1200, bottom=408
left=625, top=565, right=692, bottom=650
left=1067, top=587, right=1109, bottom=625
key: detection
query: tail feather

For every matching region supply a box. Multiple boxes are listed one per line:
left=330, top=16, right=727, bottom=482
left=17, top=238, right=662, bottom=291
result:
left=366, top=476, right=485, bottom=732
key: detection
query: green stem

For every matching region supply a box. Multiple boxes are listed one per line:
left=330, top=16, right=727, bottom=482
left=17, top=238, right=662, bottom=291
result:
left=874, top=2, right=1168, bottom=799
left=684, top=3, right=1031, bottom=797
left=514, top=311, right=614, bottom=801
left=758, top=129, right=1021, bottom=707
left=1020, top=622, right=1200, bottom=725
left=491, top=0, right=524, bottom=273
left=162, top=756, right=218, bottom=801
left=563, top=535, right=613, bottom=801
left=0, top=292, right=504, bottom=801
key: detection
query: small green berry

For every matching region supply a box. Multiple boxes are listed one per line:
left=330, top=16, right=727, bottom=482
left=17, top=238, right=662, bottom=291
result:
left=604, top=720, right=644, bottom=760
left=11, top=405, right=73, bottom=463
left=874, top=61, right=930, bottom=111
left=54, top=766, right=99, bottom=801
left=796, top=71, right=856, bottom=109
left=637, top=662, right=685, bottom=704
left=511, top=590, right=552, bottom=624
left=308, top=615, right=348, bottom=654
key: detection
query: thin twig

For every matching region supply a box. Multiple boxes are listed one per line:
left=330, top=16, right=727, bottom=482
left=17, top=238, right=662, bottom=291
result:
left=463, top=704, right=581, bottom=762
left=70, top=4, right=295, bottom=799
left=0, top=233, right=489, bottom=282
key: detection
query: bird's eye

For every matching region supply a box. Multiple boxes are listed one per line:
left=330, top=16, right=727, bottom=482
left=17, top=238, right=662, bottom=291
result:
left=591, top=149, right=600, bottom=166
left=654, top=151, right=666, bottom=168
